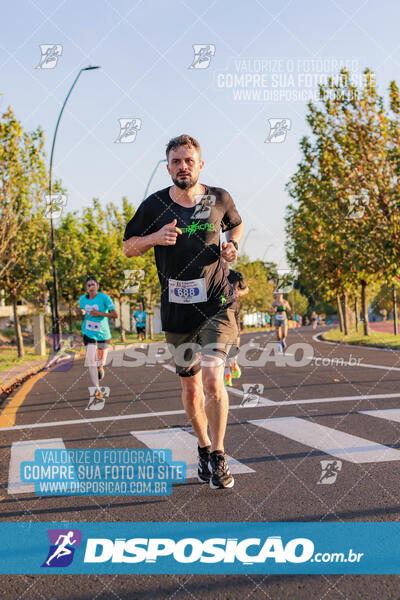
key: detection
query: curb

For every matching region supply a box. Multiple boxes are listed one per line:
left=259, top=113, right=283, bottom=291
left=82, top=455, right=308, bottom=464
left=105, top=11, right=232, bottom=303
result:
left=314, top=331, right=400, bottom=353
left=0, top=351, right=86, bottom=398
left=0, top=359, right=48, bottom=397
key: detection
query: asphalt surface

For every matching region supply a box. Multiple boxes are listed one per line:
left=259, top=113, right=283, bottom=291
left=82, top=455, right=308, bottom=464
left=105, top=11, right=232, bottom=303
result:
left=1, top=325, right=400, bottom=599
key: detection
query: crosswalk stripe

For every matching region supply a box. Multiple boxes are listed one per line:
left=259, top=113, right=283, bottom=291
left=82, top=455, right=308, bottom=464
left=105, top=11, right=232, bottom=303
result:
left=130, top=428, right=255, bottom=479
left=8, top=438, right=66, bottom=494
left=359, top=408, right=400, bottom=423
left=248, top=417, right=400, bottom=463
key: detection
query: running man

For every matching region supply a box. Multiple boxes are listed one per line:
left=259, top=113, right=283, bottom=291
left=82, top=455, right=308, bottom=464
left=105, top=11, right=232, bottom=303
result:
left=133, top=302, right=147, bottom=343
left=76, top=276, right=117, bottom=400
left=123, top=134, right=243, bottom=489
left=45, top=531, right=77, bottom=566
left=223, top=262, right=249, bottom=386
left=271, top=292, right=291, bottom=351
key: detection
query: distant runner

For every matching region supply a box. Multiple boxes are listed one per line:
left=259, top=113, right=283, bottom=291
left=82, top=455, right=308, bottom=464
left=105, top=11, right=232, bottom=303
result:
left=271, top=292, right=291, bottom=351
left=123, top=134, right=243, bottom=489
left=76, top=276, right=117, bottom=400
left=133, top=302, right=147, bottom=343
left=311, top=310, right=318, bottom=329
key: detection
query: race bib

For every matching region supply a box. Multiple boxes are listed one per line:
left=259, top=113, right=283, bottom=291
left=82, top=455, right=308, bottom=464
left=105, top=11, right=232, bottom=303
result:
left=168, top=278, right=207, bottom=304
left=86, top=320, right=100, bottom=332
left=275, top=313, right=285, bottom=321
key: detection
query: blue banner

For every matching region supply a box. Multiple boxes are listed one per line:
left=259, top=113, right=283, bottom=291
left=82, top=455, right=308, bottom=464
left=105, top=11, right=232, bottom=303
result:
left=0, top=522, right=398, bottom=574
left=19, top=449, right=186, bottom=496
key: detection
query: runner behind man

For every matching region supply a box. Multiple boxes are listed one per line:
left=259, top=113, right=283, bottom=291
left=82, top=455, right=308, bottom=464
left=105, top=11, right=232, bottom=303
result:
left=133, top=302, right=146, bottom=343
left=76, top=276, right=117, bottom=400
left=223, top=262, right=249, bottom=386
left=310, top=310, right=318, bottom=329
left=271, top=292, right=291, bottom=351
left=123, top=134, right=243, bottom=489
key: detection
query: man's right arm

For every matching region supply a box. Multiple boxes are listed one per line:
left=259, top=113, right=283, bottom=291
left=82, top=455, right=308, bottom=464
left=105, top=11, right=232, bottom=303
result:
left=123, top=233, right=158, bottom=257
left=123, top=219, right=182, bottom=257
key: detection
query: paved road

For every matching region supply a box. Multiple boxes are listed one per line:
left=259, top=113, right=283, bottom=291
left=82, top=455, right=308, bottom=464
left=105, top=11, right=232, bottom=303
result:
left=1, top=326, right=400, bottom=599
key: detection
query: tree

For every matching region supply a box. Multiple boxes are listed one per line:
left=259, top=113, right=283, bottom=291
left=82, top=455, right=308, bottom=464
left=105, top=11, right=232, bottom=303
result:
left=286, top=69, right=400, bottom=335
left=0, top=107, right=48, bottom=356
left=235, top=255, right=276, bottom=316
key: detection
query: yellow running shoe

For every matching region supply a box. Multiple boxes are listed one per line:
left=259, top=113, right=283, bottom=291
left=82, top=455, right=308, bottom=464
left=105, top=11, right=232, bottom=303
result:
left=224, top=373, right=233, bottom=386
left=231, top=361, right=241, bottom=379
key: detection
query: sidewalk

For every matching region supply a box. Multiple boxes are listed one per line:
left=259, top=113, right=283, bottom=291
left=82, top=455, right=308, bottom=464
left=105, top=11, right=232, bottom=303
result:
left=0, top=357, right=49, bottom=395
left=0, top=337, right=160, bottom=397
left=369, top=321, right=396, bottom=334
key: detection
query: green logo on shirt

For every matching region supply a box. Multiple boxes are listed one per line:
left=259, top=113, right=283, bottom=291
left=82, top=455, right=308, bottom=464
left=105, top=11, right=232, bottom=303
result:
left=181, top=221, right=216, bottom=238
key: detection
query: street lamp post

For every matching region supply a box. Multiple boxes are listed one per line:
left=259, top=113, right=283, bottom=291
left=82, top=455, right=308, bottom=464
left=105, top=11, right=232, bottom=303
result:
left=262, top=243, right=275, bottom=261
left=143, top=159, right=167, bottom=201
left=48, top=65, right=100, bottom=351
left=241, top=228, right=256, bottom=256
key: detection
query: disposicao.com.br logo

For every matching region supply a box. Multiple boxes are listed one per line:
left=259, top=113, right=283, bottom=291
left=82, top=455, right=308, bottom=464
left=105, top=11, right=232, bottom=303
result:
left=82, top=535, right=362, bottom=566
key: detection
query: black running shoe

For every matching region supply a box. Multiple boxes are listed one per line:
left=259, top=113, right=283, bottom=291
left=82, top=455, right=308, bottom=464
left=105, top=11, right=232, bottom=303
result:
left=197, top=445, right=211, bottom=483
left=208, top=451, right=234, bottom=489
left=97, top=366, right=105, bottom=381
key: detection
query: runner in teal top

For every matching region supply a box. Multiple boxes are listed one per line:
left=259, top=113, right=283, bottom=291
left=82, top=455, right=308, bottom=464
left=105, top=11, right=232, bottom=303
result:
left=79, top=291, right=115, bottom=341
left=76, top=276, right=117, bottom=402
left=133, top=302, right=147, bottom=343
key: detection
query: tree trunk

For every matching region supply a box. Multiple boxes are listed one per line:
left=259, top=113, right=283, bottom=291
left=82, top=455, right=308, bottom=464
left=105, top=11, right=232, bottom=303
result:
left=336, top=293, right=344, bottom=333
left=355, top=297, right=359, bottom=332
left=361, top=280, right=369, bottom=336
left=341, top=293, right=348, bottom=336
left=148, top=306, right=154, bottom=340
left=68, top=302, right=73, bottom=334
left=393, top=284, right=398, bottom=335
left=119, top=300, right=125, bottom=342
left=12, top=294, right=24, bottom=358
left=47, top=281, right=55, bottom=340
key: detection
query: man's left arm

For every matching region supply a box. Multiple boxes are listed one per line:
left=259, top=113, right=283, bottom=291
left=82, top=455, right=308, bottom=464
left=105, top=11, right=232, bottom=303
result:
left=221, top=222, right=244, bottom=262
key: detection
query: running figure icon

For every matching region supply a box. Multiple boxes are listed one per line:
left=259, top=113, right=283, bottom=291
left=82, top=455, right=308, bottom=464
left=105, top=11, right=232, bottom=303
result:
left=45, top=531, right=77, bottom=566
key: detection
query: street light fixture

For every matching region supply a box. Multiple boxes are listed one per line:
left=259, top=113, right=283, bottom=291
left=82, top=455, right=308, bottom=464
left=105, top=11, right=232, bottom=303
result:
left=241, top=228, right=256, bottom=256
left=48, top=65, right=101, bottom=351
left=262, top=243, right=275, bottom=261
left=143, top=159, right=167, bottom=201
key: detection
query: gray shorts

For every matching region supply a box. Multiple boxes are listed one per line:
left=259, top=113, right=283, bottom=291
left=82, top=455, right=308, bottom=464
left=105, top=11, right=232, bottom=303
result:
left=165, top=307, right=239, bottom=377
left=274, top=317, right=287, bottom=328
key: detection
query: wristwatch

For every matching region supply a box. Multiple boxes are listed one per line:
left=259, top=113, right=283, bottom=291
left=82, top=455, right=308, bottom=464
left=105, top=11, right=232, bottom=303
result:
left=228, top=240, right=238, bottom=251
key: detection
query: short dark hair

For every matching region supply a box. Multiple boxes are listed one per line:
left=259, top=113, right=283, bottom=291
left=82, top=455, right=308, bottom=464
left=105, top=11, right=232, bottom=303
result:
left=165, top=134, right=201, bottom=159
left=86, top=276, right=98, bottom=285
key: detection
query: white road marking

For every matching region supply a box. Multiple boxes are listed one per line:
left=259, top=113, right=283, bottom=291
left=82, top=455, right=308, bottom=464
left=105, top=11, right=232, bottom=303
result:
left=359, top=408, right=400, bottom=424
left=163, top=365, right=275, bottom=405
left=226, top=387, right=275, bottom=406
left=4, top=392, right=400, bottom=432
left=283, top=349, right=400, bottom=371
left=130, top=427, right=254, bottom=479
left=272, top=392, right=400, bottom=406
left=249, top=417, right=400, bottom=463
left=8, top=438, right=66, bottom=494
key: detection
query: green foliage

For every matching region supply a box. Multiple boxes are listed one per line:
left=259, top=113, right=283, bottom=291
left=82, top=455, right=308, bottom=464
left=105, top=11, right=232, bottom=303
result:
left=286, top=288, right=308, bottom=315
left=235, top=255, right=275, bottom=312
left=371, top=284, right=398, bottom=315
left=286, top=68, right=400, bottom=310
left=0, top=106, right=49, bottom=303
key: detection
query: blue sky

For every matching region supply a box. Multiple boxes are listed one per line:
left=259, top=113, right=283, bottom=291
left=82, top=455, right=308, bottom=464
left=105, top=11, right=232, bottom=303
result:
left=1, top=0, right=400, bottom=268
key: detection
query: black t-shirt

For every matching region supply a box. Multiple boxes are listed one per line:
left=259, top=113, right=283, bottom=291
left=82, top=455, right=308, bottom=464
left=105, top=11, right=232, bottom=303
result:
left=123, top=185, right=242, bottom=333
